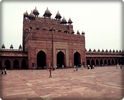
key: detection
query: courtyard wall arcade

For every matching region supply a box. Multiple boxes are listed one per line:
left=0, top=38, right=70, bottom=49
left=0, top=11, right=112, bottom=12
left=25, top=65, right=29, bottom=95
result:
left=86, top=49, right=124, bottom=66
left=0, top=48, right=124, bottom=69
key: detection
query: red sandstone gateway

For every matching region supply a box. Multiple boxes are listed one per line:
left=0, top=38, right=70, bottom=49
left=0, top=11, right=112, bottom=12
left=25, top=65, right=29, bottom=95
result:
left=0, top=8, right=123, bottom=69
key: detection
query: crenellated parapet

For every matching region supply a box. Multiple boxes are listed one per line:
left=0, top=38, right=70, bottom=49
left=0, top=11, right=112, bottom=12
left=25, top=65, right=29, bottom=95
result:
left=23, top=7, right=85, bottom=36
left=86, top=49, right=124, bottom=54
left=0, top=44, right=23, bottom=51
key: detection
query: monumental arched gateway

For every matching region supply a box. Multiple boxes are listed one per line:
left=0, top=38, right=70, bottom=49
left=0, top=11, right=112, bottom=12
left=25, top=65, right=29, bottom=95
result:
left=0, top=8, right=124, bottom=69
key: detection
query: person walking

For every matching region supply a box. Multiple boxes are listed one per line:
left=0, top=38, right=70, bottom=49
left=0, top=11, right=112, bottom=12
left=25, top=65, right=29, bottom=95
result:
left=76, top=65, right=78, bottom=71
left=116, top=63, right=119, bottom=69
left=120, top=64, right=122, bottom=69
left=49, top=66, right=52, bottom=78
left=88, top=65, right=90, bottom=69
left=1, top=65, right=7, bottom=75
left=4, top=65, right=7, bottom=74
left=81, top=64, right=84, bottom=70
left=1, top=65, right=3, bottom=74
left=74, top=65, right=76, bottom=71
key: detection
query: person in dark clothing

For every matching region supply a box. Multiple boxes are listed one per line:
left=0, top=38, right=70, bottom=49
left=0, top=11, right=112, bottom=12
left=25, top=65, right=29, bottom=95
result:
left=49, top=67, right=52, bottom=78
left=76, top=65, right=78, bottom=71
left=1, top=65, right=7, bottom=74
left=120, top=64, right=122, bottom=69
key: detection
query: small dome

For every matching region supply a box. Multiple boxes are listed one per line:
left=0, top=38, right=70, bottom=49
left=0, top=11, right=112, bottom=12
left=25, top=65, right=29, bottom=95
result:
left=82, top=31, right=85, bottom=35
left=89, top=49, right=92, bottom=52
left=2, top=44, right=5, bottom=49
left=113, top=50, right=115, bottom=52
left=24, top=11, right=29, bottom=18
left=33, top=7, right=39, bottom=16
left=68, top=18, right=72, bottom=24
left=93, top=49, right=96, bottom=52
left=102, top=49, right=104, bottom=52
left=43, top=8, right=52, bottom=17
left=119, top=50, right=121, bottom=53
left=28, top=11, right=35, bottom=20
left=10, top=44, right=13, bottom=49
left=55, top=11, right=61, bottom=19
left=98, top=49, right=100, bottom=52
left=77, top=30, right=80, bottom=35
left=19, top=45, right=22, bottom=49
left=61, top=17, right=67, bottom=24
left=116, top=50, right=118, bottom=53
left=109, top=49, right=112, bottom=52
left=106, top=49, right=108, bottom=52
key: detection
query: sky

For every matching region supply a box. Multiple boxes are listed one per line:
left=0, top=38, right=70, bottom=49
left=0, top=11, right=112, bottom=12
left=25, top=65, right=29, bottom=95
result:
left=1, top=1, right=123, bottom=51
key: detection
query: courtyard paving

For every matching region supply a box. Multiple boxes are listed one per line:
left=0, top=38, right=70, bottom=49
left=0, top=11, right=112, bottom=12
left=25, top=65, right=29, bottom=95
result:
left=0, top=66, right=124, bottom=100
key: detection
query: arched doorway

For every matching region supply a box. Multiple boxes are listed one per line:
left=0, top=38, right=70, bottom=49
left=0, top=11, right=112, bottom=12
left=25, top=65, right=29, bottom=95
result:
left=57, top=51, right=65, bottom=68
left=74, top=52, right=81, bottom=66
left=21, top=59, right=27, bottom=69
left=13, top=60, right=19, bottom=69
left=87, top=60, right=90, bottom=65
left=112, top=59, right=114, bottom=65
left=96, top=59, right=99, bottom=66
left=91, top=59, right=95, bottom=65
left=104, top=60, right=107, bottom=66
left=108, top=59, right=111, bottom=65
left=5, top=60, right=11, bottom=69
left=37, top=51, right=46, bottom=69
left=100, top=59, right=103, bottom=66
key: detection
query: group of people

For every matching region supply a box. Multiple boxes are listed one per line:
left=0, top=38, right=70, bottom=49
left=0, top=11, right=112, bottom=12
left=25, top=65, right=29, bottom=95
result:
left=0, top=65, right=7, bottom=75
left=73, top=64, right=95, bottom=71
left=87, top=65, right=95, bottom=69
left=116, top=63, right=123, bottom=69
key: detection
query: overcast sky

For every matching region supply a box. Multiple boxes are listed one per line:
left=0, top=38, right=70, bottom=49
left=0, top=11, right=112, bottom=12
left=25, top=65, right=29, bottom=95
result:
left=1, top=1, right=122, bottom=51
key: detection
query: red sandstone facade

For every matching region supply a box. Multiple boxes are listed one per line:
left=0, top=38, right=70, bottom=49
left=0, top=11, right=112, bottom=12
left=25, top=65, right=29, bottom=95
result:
left=0, top=8, right=123, bottom=69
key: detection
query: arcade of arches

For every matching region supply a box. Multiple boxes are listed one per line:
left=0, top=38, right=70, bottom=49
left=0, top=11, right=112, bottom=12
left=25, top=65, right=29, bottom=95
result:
left=0, top=52, right=124, bottom=69
left=86, top=58, right=123, bottom=66
left=0, top=58, right=27, bottom=69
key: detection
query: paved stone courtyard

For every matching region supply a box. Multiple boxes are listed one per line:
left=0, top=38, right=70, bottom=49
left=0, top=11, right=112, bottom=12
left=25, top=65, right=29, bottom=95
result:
left=0, top=66, right=124, bottom=100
